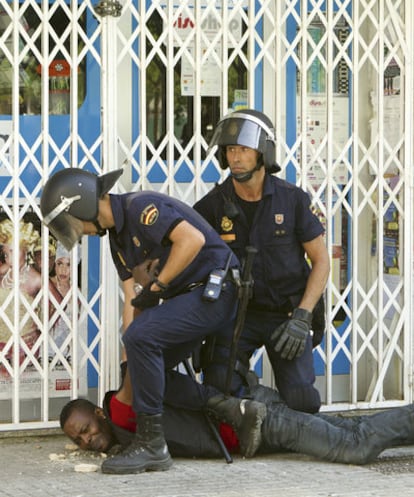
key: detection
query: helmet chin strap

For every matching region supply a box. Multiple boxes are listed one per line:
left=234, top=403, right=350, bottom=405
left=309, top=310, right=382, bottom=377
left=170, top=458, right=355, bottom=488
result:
left=231, top=163, right=263, bottom=183
left=93, top=220, right=107, bottom=237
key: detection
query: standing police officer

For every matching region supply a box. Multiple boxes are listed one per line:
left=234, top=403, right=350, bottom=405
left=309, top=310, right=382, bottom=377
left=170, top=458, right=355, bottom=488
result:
left=194, top=109, right=330, bottom=413
left=40, top=168, right=239, bottom=474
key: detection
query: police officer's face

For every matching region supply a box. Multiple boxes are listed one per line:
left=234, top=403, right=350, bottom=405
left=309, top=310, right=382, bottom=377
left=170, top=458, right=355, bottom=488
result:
left=226, top=145, right=259, bottom=175
left=81, top=220, right=99, bottom=236
left=63, top=407, right=116, bottom=452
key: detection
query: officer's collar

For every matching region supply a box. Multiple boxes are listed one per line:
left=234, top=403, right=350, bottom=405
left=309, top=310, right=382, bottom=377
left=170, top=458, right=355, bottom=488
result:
left=261, top=172, right=275, bottom=197
left=109, top=194, right=126, bottom=235
left=224, top=171, right=274, bottom=198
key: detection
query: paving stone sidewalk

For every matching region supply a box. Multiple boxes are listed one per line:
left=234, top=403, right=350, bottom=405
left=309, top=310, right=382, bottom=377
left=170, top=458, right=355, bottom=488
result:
left=2, top=433, right=414, bottom=497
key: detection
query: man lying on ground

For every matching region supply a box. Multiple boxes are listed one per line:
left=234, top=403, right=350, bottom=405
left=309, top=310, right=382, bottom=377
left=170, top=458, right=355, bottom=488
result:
left=63, top=367, right=266, bottom=474
left=61, top=366, right=414, bottom=471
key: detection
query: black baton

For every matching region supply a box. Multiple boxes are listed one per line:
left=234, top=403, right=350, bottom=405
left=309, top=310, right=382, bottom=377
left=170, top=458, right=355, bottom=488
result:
left=225, top=246, right=257, bottom=395
left=182, top=358, right=233, bottom=464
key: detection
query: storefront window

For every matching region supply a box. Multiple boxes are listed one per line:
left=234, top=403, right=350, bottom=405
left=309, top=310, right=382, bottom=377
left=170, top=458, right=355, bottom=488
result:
left=146, top=8, right=248, bottom=158
left=0, top=5, right=86, bottom=115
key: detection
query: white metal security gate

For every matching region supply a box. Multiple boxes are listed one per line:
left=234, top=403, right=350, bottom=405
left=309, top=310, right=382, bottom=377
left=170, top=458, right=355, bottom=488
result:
left=0, top=0, right=413, bottom=430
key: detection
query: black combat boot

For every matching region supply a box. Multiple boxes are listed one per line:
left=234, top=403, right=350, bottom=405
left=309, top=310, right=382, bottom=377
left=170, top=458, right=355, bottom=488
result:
left=206, top=394, right=267, bottom=458
left=101, top=414, right=172, bottom=474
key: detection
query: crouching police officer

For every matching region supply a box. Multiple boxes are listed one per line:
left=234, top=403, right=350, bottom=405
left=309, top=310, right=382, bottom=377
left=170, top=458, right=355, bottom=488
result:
left=194, top=109, right=330, bottom=413
left=40, top=168, right=240, bottom=474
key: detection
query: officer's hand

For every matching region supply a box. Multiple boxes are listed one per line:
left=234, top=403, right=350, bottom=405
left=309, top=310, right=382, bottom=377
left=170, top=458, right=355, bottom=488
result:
left=132, top=259, right=160, bottom=287
left=271, top=308, right=312, bottom=360
left=131, top=282, right=162, bottom=310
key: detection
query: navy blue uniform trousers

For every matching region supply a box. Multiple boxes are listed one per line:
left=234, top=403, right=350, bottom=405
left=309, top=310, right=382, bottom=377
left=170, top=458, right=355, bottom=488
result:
left=203, top=309, right=320, bottom=413
left=123, top=282, right=237, bottom=415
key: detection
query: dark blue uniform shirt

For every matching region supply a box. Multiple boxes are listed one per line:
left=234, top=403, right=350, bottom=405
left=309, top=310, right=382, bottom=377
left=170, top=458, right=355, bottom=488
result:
left=194, top=174, right=324, bottom=309
left=108, top=191, right=238, bottom=298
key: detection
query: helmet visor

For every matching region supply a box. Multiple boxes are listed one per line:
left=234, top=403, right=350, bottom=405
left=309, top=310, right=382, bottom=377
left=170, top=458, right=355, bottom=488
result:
left=47, top=212, right=84, bottom=251
left=209, top=114, right=274, bottom=153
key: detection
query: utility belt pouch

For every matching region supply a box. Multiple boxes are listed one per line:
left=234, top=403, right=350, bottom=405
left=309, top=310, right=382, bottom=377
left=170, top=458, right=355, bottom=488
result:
left=191, top=342, right=203, bottom=373
left=197, top=336, right=217, bottom=370
left=311, top=296, right=326, bottom=347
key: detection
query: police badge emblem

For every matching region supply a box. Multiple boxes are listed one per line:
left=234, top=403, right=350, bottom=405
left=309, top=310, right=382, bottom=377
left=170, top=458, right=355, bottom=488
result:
left=275, top=214, right=284, bottom=225
left=221, top=216, right=233, bottom=232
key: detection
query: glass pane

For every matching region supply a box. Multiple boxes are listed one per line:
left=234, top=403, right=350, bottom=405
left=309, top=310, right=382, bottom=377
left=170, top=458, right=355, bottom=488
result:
left=0, top=4, right=86, bottom=115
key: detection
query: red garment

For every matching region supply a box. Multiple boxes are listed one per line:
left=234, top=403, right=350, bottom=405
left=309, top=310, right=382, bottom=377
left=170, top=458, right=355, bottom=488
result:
left=109, top=394, right=240, bottom=452
left=109, top=394, right=136, bottom=432
left=219, top=422, right=240, bottom=452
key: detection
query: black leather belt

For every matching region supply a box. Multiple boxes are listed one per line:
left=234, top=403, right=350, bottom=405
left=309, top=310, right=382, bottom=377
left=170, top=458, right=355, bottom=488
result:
left=183, top=281, right=205, bottom=292
left=176, top=268, right=237, bottom=297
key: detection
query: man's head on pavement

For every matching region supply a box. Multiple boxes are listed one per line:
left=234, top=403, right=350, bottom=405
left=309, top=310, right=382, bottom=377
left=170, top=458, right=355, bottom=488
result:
left=60, top=398, right=117, bottom=453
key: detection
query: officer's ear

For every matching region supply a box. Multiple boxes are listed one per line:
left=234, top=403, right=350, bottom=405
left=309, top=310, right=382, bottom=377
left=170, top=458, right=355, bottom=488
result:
left=94, top=406, right=106, bottom=419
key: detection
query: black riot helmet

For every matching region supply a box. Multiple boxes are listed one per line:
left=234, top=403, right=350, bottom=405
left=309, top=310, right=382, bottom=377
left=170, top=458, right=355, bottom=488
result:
left=40, top=168, right=123, bottom=250
left=209, top=109, right=281, bottom=177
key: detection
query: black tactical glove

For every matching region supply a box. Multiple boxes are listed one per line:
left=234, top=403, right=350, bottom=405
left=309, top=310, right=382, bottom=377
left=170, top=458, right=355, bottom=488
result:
left=271, top=308, right=312, bottom=360
left=131, top=282, right=163, bottom=310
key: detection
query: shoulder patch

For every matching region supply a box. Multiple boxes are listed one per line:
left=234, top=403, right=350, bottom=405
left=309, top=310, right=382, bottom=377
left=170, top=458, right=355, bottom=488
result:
left=140, top=203, right=159, bottom=225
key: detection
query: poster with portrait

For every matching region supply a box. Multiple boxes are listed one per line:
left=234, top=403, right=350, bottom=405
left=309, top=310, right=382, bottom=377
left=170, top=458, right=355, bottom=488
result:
left=0, top=210, right=87, bottom=398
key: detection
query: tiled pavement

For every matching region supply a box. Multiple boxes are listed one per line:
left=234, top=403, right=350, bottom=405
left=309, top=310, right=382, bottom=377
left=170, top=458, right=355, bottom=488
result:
left=2, top=431, right=414, bottom=497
